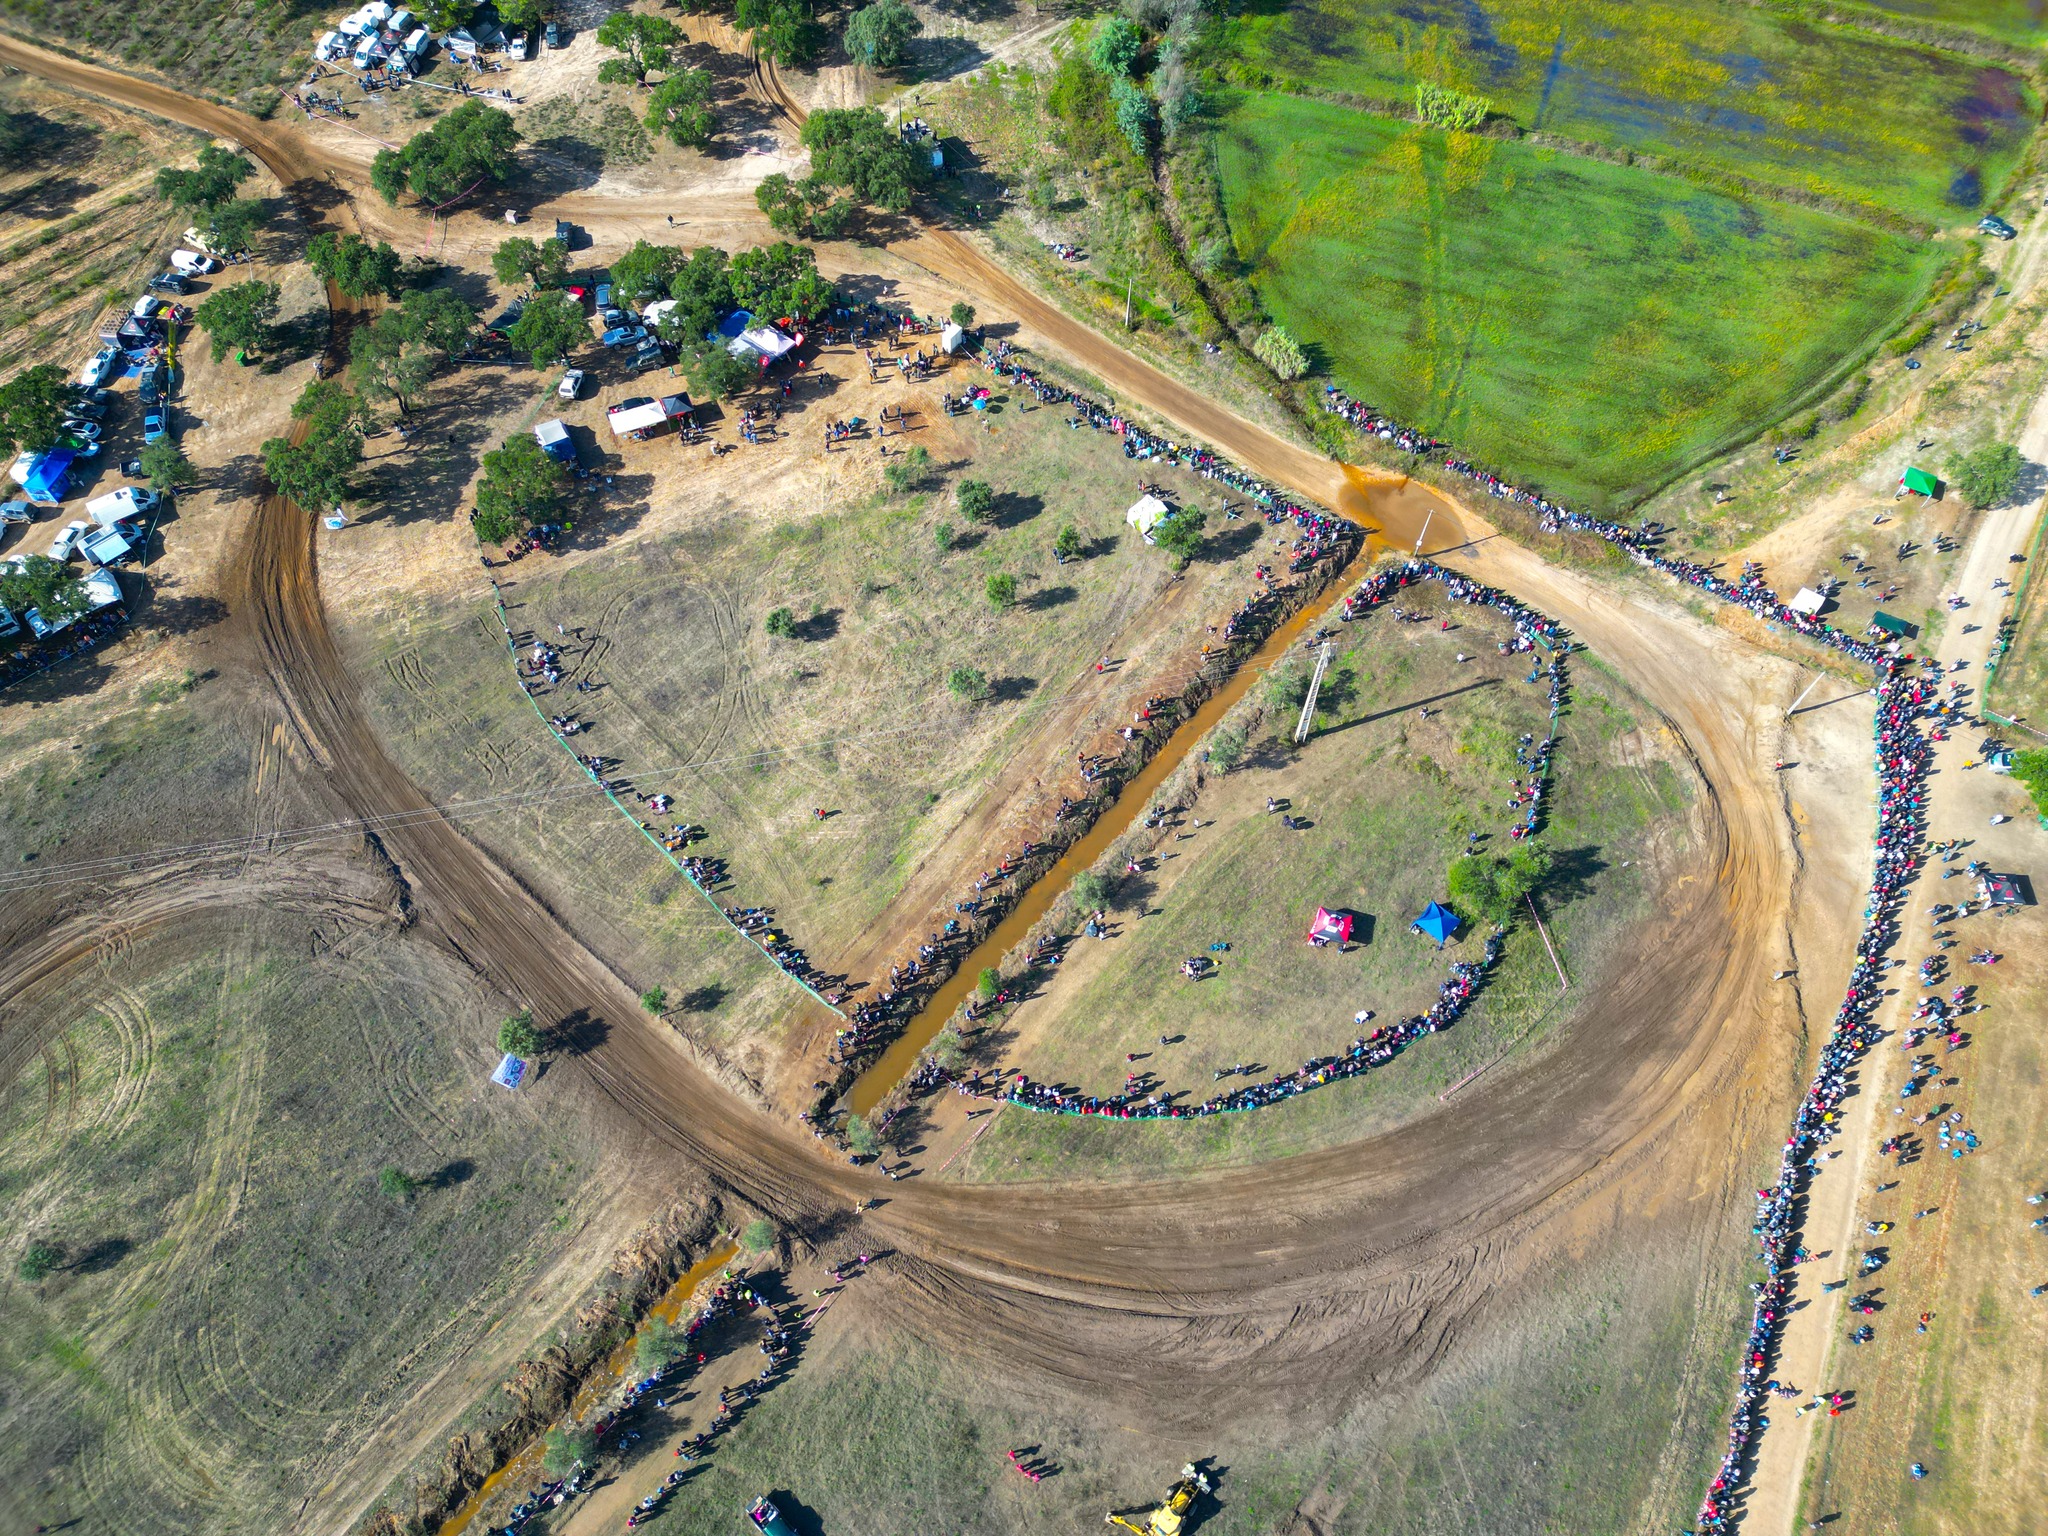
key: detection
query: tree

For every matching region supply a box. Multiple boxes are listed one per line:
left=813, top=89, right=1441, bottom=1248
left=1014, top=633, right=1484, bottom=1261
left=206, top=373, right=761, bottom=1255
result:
left=883, top=443, right=931, bottom=493
left=16, top=1241, right=60, bottom=1283
left=0, top=363, right=73, bottom=457
left=728, top=242, right=833, bottom=324
left=949, top=300, right=975, bottom=331
left=351, top=310, right=439, bottom=413
left=613, top=240, right=689, bottom=305
left=635, top=1317, right=680, bottom=1370
left=1111, top=76, right=1155, bottom=156
left=947, top=665, right=990, bottom=702
left=1950, top=442, right=2023, bottom=508
left=985, top=572, right=1017, bottom=608
left=647, top=69, right=717, bottom=148
left=1446, top=845, right=1551, bottom=925
left=492, top=235, right=568, bottom=289
left=371, top=100, right=519, bottom=207
left=541, top=1427, right=597, bottom=1477
left=843, top=0, right=920, bottom=68
left=677, top=338, right=756, bottom=401
left=155, top=142, right=253, bottom=212
left=1055, top=523, right=1084, bottom=560
left=765, top=606, right=798, bottom=638
left=1253, top=325, right=1308, bottom=381
left=474, top=432, right=566, bottom=543
left=928, top=1023, right=965, bottom=1071
left=0, top=555, right=90, bottom=628
left=595, top=11, right=681, bottom=84
left=735, top=0, right=824, bottom=66
left=933, top=522, right=954, bottom=554
left=378, top=1167, right=421, bottom=1200
left=420, top=0, right=474, bottom=28
left=306, top=232, right=404, bottom=299
left=799, top=109, right=927, bottom=215
left=498, top=1009, right=542, bottom=1058
left=139, top=438, right=199, bottom=497
left=1070, top=870, right=1110, bottom=909
left=755, top=172, right=850, bottom=240
left=1090, top=15, right=1142, bottom=76
left=194, top=279, right=279, bottom=364
left=845, top=1113, right=881, bottom=1157
left=1154, top=506, right=1207, bottom=564
left=264, top=382, right=365, bottom=513
left=507, top=290, right=586, bottom=367
left=956, top=478, right=995, bottom=523
left=397, top=285, right=479, bottom=359
left=667, top=246, right=735, bottom=325
left=740, top=1218, right=776, bottom=1253
left=495, top=0, right=539, bottom=31
left=975, top=967, right=1001, bottom=1000
left=206, top=196, right=269, bottom=255
left=1206, top=720, right=1247, bottom=771
left=641, top=985, right=668, bottom=1014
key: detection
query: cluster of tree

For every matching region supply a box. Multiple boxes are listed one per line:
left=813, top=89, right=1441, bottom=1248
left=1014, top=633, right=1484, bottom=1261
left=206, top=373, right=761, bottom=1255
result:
left=307, top=231, right=406, bottom=299
left=155, top=142, right=269, bottom=253
left=491, top=234, right=570, bottom=289
left=842, top=0, right=919, bottom=68
left=0, top=363, right=74, bottom=457
left=507, top=290, right=588, bottom=368
left=0, top=553, right=90, bottom=630
left=472, top=431, right=568, bottom=544
left=755, top=108, right=928, bottom=237
left=370, top=100, right=519, bottom=207
left=589, top=17, right=721, bottom=147
left=262, top=379, right=367, bottom=515
left=1446, top=844, right=1552, bottom=925
left=350, top=287, right=479, bottom=413
left=609, top=238, right=835, bottom=398
left=419, top=0, right=542, bottom=31
left=736, top=0, right=824, bottom=66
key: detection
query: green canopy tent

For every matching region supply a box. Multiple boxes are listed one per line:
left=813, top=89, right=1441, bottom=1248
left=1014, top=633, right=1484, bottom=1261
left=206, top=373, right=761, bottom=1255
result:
left=1898, top=466, right=1942, bottom=499
left=1870, top=610, right=1916, bottom=639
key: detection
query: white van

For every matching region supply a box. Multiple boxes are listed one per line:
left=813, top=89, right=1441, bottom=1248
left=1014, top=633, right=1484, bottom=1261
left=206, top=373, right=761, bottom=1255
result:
left=169, top=249, right=220, bottom=276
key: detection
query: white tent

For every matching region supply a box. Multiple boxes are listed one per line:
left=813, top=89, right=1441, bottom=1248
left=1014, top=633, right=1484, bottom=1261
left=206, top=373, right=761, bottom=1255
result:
left=608, top=399, right=669, bottom=437
left=726, top=325, right=797, bottom=363
left=1788, top=587, right=1827, bottom=616
left=641, top=298, right=679, bottom=331
left=1126, top=493, right=1171, bottom=541
left=940, top=321, right=966, bottom=354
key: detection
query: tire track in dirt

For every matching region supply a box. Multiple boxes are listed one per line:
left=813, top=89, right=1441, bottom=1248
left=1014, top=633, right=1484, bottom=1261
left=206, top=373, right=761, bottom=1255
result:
left=0, top=32, right=1807, bottom=1446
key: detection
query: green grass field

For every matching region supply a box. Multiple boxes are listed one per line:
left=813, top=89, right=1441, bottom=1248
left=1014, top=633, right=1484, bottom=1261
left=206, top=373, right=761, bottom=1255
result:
left=951, top=599, right=1694, bottom=1180
left=1213, top=93, right=1939, bottom=506
left=1848, top=0, right=2048, bottom=47
left=1225, top=0, right=2037, bottom=224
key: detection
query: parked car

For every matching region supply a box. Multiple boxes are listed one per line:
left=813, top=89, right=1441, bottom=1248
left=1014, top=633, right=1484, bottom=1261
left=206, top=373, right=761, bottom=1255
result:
left=131, top=295, right=194, bottom=324
left=630, top=339, right=664, bottom=372
left=0, top=500, right=33, bottom=525
left=61, top=435, right=101, bottom=458
left=600, top=325, right=647, bottom=348
left=47, top=520, right=89, bottom=560
left=1979, top=214, right=2017, bottom=240
left=61, top=419, right=103, bottom=442
left=64, top=383, right=108, bottom=405
left=555, top=218, right=575, bottom=248
left=139, top=365, right=168, bottom=404
left=148, top=272, right=192, bottom=296
left=169, top=249, right=220, bottom=276
left=64, top=397, right=107, bottom=422
left=79, top=346, right=121, bottom=389
left=544, top=19, right=563, bottom=47
left=558, top=368, right=585, bottom=401
left=142, top=406, right=169, bottom=445
left=595, top=282, right=613, bottom=309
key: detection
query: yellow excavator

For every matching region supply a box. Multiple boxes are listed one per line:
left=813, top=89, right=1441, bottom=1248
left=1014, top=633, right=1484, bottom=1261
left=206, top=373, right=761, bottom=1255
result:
left=1106, top=1465, right=1212, bottom=1536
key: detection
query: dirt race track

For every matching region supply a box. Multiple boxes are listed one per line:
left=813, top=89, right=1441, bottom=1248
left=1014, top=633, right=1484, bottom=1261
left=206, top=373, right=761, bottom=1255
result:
left=0, top=28, right=1815, bottom=1449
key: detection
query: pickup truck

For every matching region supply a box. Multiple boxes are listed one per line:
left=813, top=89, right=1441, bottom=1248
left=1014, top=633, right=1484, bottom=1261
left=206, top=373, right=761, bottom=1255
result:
left=558, top=369, right=585, bottom=400
left=79, top=345, right=121, bottom=389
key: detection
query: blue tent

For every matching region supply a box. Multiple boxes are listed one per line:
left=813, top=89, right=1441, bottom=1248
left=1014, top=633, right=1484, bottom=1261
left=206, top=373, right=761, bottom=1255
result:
left=1413, top=901, right=1459, bottom=946
left=17, top=448, right=75, bottom=505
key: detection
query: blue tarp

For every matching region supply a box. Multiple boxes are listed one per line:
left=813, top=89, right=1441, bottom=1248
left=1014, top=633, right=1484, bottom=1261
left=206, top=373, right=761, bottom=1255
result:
left=1414, top=901, right=1458, bottom=945
left=712, top=309, right=754, bottom=340
left=20, top=448, right=75, bottom=503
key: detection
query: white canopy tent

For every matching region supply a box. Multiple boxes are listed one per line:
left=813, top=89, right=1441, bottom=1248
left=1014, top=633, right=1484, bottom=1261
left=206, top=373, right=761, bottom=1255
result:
left=1126, top=493, right=1171, bottom=542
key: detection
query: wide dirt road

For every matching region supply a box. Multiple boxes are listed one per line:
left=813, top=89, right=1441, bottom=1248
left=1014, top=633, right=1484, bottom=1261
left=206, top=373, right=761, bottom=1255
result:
left=0, top=31, right=1818, bottom=1436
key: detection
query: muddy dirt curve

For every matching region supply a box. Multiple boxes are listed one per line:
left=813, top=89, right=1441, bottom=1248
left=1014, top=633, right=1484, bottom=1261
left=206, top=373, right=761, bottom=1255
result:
left=0, top=33, right=1802, bottom=1424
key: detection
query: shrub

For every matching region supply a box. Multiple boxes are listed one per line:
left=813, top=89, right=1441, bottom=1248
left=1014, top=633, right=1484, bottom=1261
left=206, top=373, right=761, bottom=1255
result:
left=948, top=665, right=991, bottom=702
left=16, top=1241, right=59, bottom=1282
left=765, top=606, right=798, bottom=638
left=2011, top=748, right=2048, bottom=817
left=741, top=1218, right=776, bottom=1253
left=1446, top=844, right=1552, bottom=924
left=1055, top=523, right=1084, bottom=560
left=1070, top=870, right=1110, bottom=908
left=975, top=966, right=1002, bottom=1000
left=884, top=444, right=931, bottom=493
left=985, top=572, right=1017, bottom=608
left=956, top=478, right=995, bottom=523
left=1207, top=721, right=1247, bottom=771
left=1415, top=81, right=1490, bottom=132
left=1887, top=321, right=1935, bottom=356
left=1089, top=15, right=1141, bottom=76
left=1111, top=76, right=1155, bottom=156
left=497, top=1009, right=541, bottom=1058
left=634, top=1317, right=680, bottom=1369
left=640, top=985, right=668, bottom=1014
left=928, top=1024, right=966, bottom=1071
left=1949, top=442, right=2022, bottom=508
left=541, top=1427, right=597, bottom=1477
left=845, top=1113, right=881, bottom=1157
left=1253, top=325, right=1308, bottom=380
left=933, top=522, right=955, bottom=554
left=378, top=1167, right=420, bottom=1200
left=949, top=300, right=975, bottom=330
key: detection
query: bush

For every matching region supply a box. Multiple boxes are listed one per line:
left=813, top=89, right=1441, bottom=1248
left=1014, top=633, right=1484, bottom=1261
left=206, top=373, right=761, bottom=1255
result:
left=975, top=966, right=1002, bottom=1000
left=948, top=665, right=991, bottom=702
left=1949, top=442, right=2023, bottom=508
left=1154, top=507, right=1208, bottom=565
left=985, top=572, right=1017, bottom=608
left=1111, top=76, right=1155, bottom=156
left=640, top=985, right=668, bottom=1014
left=1887, top=321, right=1935, bottom=356
left=741, top=1218, right=776, bottom=1253
left=928, top=1024, right=966, bottom=1071
left=378, top=1167, right=420, bottom=1200
left=933, top=522, right=954, bottom=554
left=635, top=1317, right=681, bottom=1370
left=845, top=1113, right=881, bottom=1157
left=1089, top=15, right=1141, bottom=76
left=1415, top=81, right=1490, bottom=132
left=1055, top=523, right=1084, bottom=560
left=765, top=606, right=798, bottom=638
left=1207, top=721, right=1247, bottom=771
left=956, top=477, right=995, bottom=523
left=1070, top=870, right=1111, bottom=908
left=949, top=300, right=975, bottom=330
left=542, top=1426, right=597, bottom=1477
left=16, top=1241, right=59, bottom=1282
left=1446, top=844, right=1552, bottom=924
left=1253, top=325, right=1308, bottom=380
left=884, top=444, right=931, bottom=493
left=498, top=1009, right=541, bottom=1058
left=2011, top=748, right=2048, bottom=817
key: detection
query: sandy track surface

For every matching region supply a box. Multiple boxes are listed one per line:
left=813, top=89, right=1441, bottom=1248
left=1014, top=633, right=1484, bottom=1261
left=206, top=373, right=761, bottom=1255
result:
left=0, top=30, right=1833, bottom=1437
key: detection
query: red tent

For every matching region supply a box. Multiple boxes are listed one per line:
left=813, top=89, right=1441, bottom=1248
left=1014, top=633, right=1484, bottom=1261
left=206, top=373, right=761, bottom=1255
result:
left=1307, top=907, right=1353, bottom=946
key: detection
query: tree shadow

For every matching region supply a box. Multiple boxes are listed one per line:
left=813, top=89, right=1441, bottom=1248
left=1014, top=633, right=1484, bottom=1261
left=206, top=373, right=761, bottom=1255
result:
left=990, top=489, right=1043, bottom=528
left=1201, top=521, right=1261, bottom=561
left=794, top=606, right=841, bottom=641
left=989, top=674, right=1037, bottom=703
left=553, top=1008, right=610, bottom=1056
left=65, top=1236, right=131, bottom=1276
left=136, top=591, right=230, bottom=637
left=0, top=175, right=96, bottom=221
left=1541, top=844, right=1609, bottom=907
left=425, top=1158, right=476, bottom=1190
left=1020, top=584, right=1074, bottom=612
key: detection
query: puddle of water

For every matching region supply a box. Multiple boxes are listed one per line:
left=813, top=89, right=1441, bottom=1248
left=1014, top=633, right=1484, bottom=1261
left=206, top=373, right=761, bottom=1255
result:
left=847, top=469, right=1458, bottom=1117
left=435, top=1239, right=742, bottom=1536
